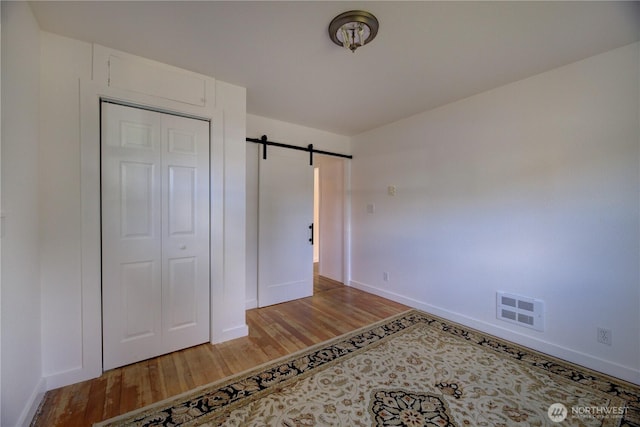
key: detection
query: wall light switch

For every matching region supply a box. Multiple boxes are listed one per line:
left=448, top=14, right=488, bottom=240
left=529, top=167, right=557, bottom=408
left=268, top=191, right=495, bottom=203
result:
left=387, top=185, right=396, bottom=196
left=366, top=203, right=375, bottom=214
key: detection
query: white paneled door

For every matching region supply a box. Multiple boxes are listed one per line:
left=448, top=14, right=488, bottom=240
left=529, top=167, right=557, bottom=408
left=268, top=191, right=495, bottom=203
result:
left=258, top=145, right=314, bottom=307
left=101, top=102, right=210, bottom=370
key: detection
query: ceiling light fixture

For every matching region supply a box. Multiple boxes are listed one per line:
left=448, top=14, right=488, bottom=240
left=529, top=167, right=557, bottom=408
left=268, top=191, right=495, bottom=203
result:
left=328, top=10, right=379, bottom=53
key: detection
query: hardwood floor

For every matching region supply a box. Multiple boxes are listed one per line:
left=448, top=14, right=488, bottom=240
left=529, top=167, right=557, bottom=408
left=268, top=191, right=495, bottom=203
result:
left=31, top=273, right=408, bottom=426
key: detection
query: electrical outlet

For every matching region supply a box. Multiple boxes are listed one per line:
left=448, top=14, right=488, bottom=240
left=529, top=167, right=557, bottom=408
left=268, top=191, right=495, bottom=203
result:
left=383, top=272, right=389, bottom=282
left=597, top=327, right=612, bottom=346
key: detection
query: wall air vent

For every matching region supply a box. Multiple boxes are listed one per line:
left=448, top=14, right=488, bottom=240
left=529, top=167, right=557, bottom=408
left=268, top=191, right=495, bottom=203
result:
left=496, top=292, right=544, bottom=332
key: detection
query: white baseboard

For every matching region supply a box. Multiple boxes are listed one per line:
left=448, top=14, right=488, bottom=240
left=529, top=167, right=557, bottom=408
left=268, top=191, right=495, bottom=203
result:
left=349, top=280, right=640, bottom=386
left=212, top=323, right=249, bottom=344
left=245, top=298, right=258, bottom=310
left=44, top=363, right=102, bottom=391
left=15, top=377, right=46, bottom=427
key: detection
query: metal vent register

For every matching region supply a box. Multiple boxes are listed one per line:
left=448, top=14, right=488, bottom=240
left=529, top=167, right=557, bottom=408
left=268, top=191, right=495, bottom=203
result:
left=496, top=292, right=544, bottom=331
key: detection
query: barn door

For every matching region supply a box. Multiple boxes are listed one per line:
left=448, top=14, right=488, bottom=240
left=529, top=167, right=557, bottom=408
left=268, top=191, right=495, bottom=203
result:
left=101, top=102, right=210, bottom=370
left=258, top=145, right=314, bottom=307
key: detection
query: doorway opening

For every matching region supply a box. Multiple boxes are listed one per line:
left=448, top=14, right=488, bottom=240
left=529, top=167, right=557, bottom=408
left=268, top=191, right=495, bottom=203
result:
left=311, top=155, right=346, bottom=294
left=313, top=166, right=320, bottom=274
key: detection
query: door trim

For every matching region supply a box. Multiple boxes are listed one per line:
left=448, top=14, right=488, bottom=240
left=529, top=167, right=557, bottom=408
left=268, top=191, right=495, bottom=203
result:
left=101, top=98, right=212, bottom=123
left=54, top=80, right=227, bottom=388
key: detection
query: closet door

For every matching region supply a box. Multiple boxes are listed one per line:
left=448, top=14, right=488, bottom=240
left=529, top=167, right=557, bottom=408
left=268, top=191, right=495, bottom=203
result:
left=101, top=102, right=210, bottom=370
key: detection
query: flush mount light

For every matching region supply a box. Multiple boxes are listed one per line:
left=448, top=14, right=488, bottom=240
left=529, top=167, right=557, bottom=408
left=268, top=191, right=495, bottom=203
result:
left=328, top=10, right=379, bottom=53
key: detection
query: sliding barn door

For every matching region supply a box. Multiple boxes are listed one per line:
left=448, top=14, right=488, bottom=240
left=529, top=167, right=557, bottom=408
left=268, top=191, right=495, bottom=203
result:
left=101, top=102, right=210, bottom=370
left=258, top=145, right=314, bottom=307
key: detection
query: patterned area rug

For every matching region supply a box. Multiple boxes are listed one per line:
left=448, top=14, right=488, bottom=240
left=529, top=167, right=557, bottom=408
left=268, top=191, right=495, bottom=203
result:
left=95, top=310, right=640, bottom=426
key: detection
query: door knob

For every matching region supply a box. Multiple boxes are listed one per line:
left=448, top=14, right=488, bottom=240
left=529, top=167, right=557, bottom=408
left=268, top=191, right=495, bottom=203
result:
left=179, top=245, right=187, bottom=250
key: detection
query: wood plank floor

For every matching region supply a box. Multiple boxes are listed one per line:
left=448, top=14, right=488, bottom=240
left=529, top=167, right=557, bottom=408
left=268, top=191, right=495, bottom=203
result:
left=31, top=273, right=408, bottom=426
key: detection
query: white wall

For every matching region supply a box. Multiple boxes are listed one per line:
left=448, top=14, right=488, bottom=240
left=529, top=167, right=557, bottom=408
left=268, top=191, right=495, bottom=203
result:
left=39, top=33, right=247, bottom=390
left=246, top=114, right=350, bottom=307
left=1, top=3, right=45, bottom=426
left=350, top=43, right=640, bottom=384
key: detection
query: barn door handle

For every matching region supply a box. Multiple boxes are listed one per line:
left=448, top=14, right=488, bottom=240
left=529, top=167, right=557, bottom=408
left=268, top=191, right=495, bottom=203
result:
left=309, top=223, right=314, bottom=245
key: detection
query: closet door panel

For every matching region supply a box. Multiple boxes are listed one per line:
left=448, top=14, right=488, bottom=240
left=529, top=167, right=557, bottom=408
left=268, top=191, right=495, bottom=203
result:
left=161, top=113, right=210, bottom=352
left=102, top=103, right=210, bottom=370
left=102, top=103, right=163, bottom=370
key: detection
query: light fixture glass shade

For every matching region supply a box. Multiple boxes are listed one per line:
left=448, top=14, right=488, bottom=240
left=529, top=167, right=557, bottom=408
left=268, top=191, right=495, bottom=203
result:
left=329, top=11, right=379, bottom=53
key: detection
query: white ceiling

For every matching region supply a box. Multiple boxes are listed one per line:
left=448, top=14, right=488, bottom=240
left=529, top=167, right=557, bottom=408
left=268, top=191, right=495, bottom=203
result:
left=30, top=1, right=640, bottom=136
